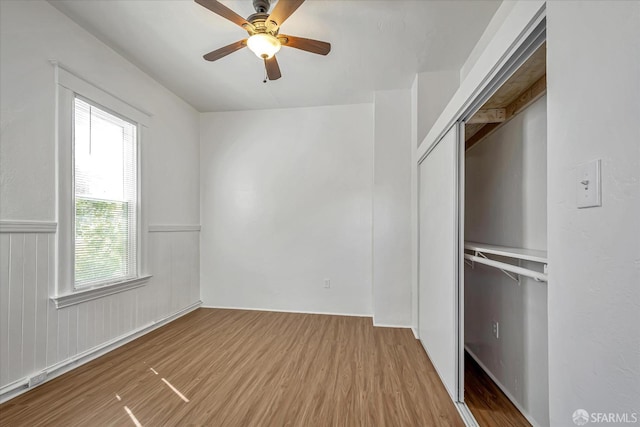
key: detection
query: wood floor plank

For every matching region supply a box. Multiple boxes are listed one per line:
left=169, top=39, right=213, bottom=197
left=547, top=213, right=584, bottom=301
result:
left=1, top=309, right=464, bottom=426
left=464, top=351, right=532, bottom=427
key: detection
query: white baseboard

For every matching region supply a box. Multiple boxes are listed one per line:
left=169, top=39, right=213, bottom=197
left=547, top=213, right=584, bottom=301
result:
left=372, top=322, right=412, bottom=329
left=200, top=304, right=372, bottom=318
left=0, top=301, right=202, bottom=403
left=202, top=306, right=413, bottom=330
left=411, top=327, right=419, bottom=339
left=465, top=346, right=541, bottom=427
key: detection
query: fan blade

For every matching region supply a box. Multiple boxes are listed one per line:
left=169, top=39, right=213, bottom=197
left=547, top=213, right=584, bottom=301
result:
left=203, top=40, right=247, bottom=61
left=195, top=0, right=254, bottom=31
left=264, top=56, right=282, bottom=80
left=278, top=35, right=331, bottom=55
left=266, top=0, right=304, bottom=30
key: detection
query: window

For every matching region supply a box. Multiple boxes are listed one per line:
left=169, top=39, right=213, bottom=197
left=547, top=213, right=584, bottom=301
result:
left=73, top=97, right=137, bottom=287
left=52, top=63, right=151, bottom=308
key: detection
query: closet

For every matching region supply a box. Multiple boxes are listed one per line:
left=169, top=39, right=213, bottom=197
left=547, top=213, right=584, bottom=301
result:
left=463, top=43, right=548, bottom=427
left=416, top=13, right=548, bottom=426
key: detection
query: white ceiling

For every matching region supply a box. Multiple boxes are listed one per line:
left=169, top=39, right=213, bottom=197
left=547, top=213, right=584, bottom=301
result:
left=49, top=0, right=500, bottom=112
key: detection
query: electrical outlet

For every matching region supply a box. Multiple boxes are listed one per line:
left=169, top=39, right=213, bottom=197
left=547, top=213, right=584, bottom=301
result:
left=492, top=321, right=499, bottom=339
left=324, top=278, right=331, bottom=289
left=28, top=372, right=47, bottom=387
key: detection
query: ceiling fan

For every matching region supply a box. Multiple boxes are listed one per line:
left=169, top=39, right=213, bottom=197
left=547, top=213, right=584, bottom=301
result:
left=195, top=0, right=331, bottom=81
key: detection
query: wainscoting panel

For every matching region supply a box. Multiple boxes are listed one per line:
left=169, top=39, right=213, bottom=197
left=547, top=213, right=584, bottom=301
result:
left=0, top=223, right=200, bottom=398
left=0, top=233, right=11, bottom=387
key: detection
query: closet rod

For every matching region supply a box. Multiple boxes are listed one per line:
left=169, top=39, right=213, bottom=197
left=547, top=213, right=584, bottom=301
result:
left=464, top=253, right=548, bottom=282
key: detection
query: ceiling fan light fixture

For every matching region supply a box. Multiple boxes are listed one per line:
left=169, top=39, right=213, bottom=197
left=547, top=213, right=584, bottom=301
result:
left=247, top=33, right=281, bottom=59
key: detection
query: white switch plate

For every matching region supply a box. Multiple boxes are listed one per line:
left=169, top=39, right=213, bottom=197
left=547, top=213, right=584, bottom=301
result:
left=577, top=159, right=601, bottom=208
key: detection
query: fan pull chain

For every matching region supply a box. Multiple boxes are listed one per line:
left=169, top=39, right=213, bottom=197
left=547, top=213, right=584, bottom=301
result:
left=263, top=65, right=268, bottom=83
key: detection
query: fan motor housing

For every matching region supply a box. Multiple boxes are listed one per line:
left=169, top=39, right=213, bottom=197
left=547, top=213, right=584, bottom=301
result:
left=252, top=0, right=270, bottom=14
left=247, top=12, right=277, bottom=35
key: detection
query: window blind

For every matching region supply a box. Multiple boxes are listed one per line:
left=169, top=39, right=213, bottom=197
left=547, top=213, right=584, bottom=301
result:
left=74, top=97, right=137, bottom=287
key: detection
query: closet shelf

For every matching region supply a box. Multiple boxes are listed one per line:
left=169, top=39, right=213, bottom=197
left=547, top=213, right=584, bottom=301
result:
left=464, top=242, right=547, bottom=263
left=464, top=241, right=548, bottom=283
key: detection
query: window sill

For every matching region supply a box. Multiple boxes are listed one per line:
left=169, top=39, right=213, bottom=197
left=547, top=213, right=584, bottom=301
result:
left=51, top=275, right=152, bottom=309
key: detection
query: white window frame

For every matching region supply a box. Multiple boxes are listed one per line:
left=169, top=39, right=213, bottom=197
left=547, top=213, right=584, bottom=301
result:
left=52, top=62, right=151, bottom=308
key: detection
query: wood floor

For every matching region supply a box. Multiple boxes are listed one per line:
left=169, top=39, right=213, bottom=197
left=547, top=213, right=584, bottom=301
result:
left=464, top=351, right=531, bottom=427
left=0, top=308, right=464, bottom=426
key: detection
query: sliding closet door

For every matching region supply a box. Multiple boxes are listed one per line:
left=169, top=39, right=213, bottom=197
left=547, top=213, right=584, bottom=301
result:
left=418, top=123, right=461, bottom=400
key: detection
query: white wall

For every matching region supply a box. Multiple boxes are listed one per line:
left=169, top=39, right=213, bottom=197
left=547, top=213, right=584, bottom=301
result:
left=460, top=1, right=517, bottom=84
left=416, top=70, right=460, bottom=147
left=0, top=0, right=201, bottom=398
left=547, top=1, right=640, bottom=424
left=417, top=0, right=545, bottom=162
left=372, top=90, right=412, bottom=326
left=200, top=104, right=374, bottom=315
left=465, top=96, right=549, bottom=426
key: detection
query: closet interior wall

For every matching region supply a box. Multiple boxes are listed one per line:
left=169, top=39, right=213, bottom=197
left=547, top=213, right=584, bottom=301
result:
left=464, top=94, right=549, bottom=426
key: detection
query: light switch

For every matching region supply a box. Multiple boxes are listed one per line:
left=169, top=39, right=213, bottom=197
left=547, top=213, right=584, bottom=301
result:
left=577, top=159, right=601, bottom=208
